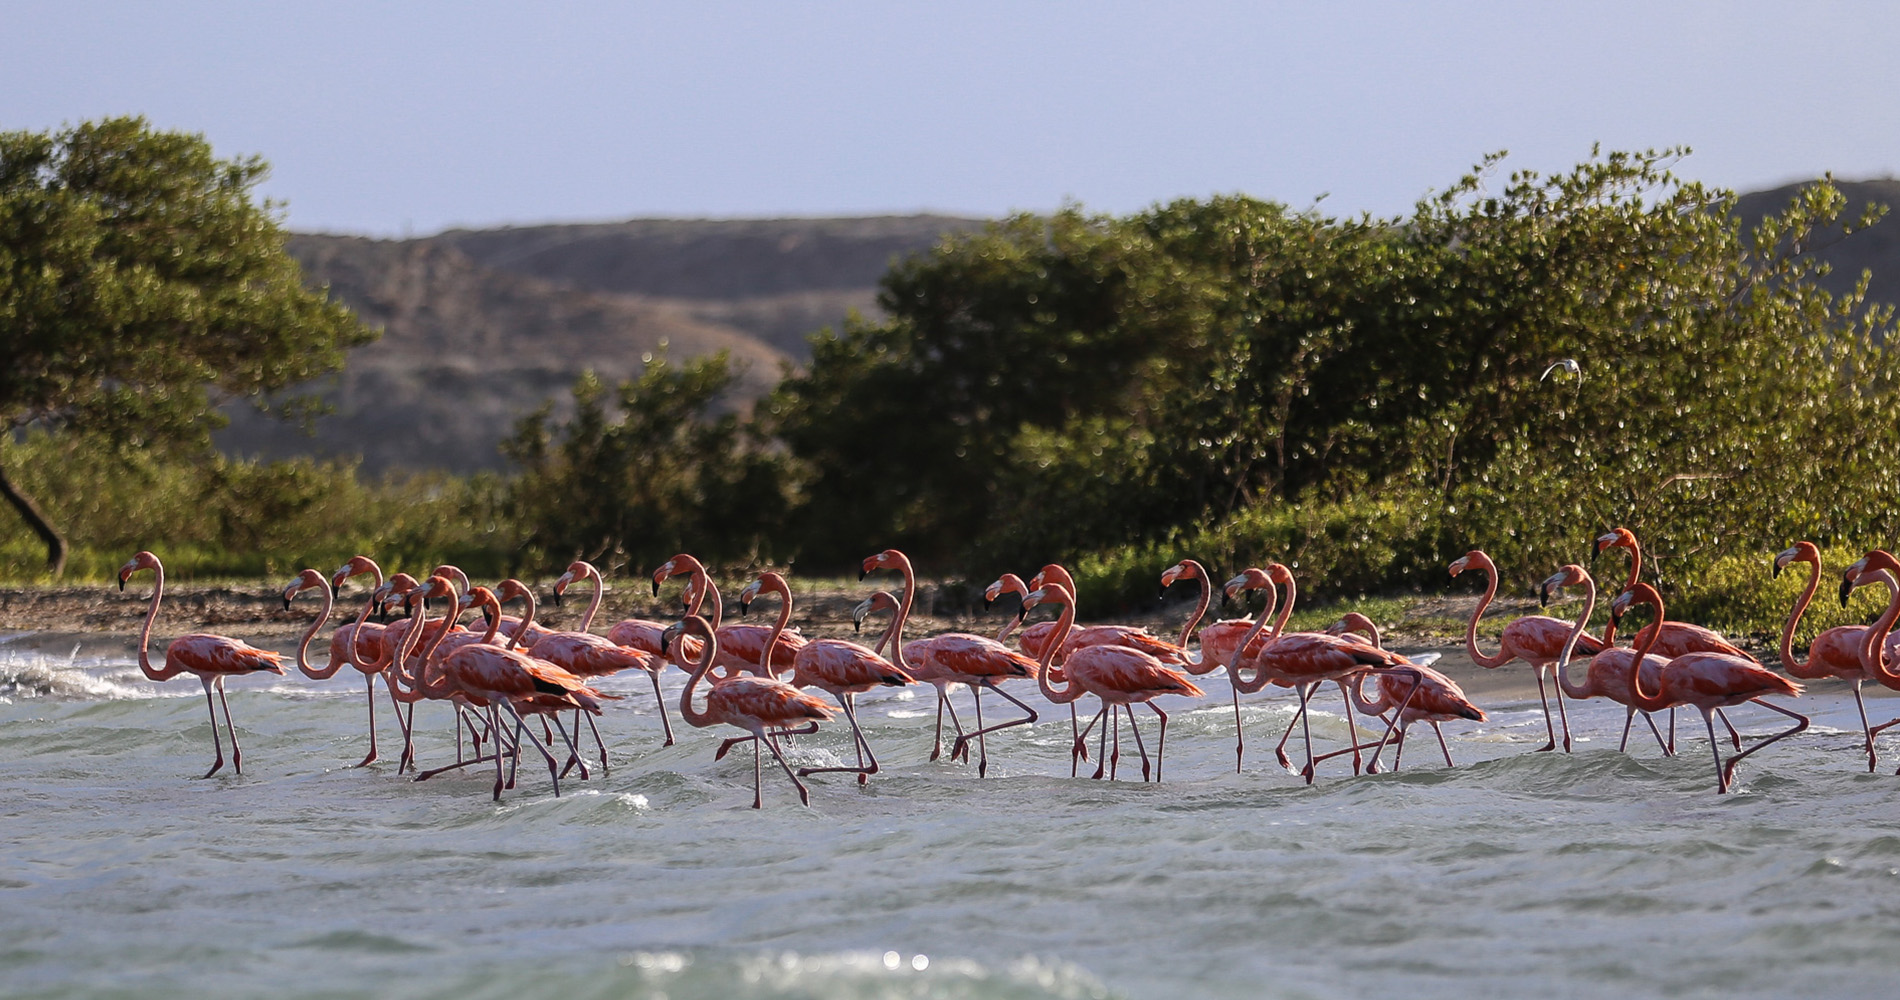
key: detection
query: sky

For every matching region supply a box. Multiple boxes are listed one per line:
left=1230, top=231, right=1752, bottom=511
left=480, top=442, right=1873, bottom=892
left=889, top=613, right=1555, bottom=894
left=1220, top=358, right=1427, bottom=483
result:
left=6, top=1, right=1899, bottom=237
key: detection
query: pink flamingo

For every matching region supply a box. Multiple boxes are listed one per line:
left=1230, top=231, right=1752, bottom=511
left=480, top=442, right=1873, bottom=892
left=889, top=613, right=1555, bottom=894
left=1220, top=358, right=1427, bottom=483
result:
left=1596, top=528, right=1757, bottom=661
left=282, top=565, right=408, bottom=767
left=492, top=578, right=629, bottom=767
left=1536, top=566, right=1676, bottom=756
left=1023, top=582, right=1204, bottom=781
left=1842, top=549, right=1900, bottom=772
left=554, top=560, right=703, bottom=677
left=1614, top=582, right=1808, bottom=793
left=1222, top=567, right=1423, bottom=782
left=667, top=614, right=837, bottom=808
left=856, top=590, right=969, bottom=761
left=866, top=550, right=1040, bottom=777
left=1777, top=541, right=1893, bottom=770
left=395, top=576, right=589, bottom=800
left=654, top=553, right=805, bottom=678
left=1449, top=549, right=1605, bottom=752
left=1248, top=563, right=1388, bottom=775
left=118, top=551, right=287, bottom=777
left=1159, top=558, right=1270, bottom=674
left=747, top=560, right=914, bottom=784
left=1318, top=612, right=1485, bottom=769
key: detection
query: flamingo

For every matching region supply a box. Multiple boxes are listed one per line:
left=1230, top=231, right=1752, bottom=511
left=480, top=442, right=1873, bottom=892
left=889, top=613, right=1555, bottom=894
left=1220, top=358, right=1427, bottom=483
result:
left=1841, top=549, right=1900, bottom=772
left=654, top=553, right=805, bottom=678
left=745, top=561, right=914, bottom=784
left=1222, top=567, right=1423, bottom=782
left=553, top=559, right=703, bottom=679
left=1613, top=582, right=1808, bottom=793
left=396, top=576, right=588, bottom=800
left=1449, top=548, right=1606, bottom=752
left=118, top=551, right=287, bottom=777
left=1249, top=563, right=1387, bottom=775
left=1316, top=612, right=1484, bottom=769
left=493, top=578, right=630, bottom=767
left=1776, top=541, right=1893, bottom=771
left=1158, top=558, right=1270, bottom=674
left=1536, top=566, right=1676, bottom=756
left=1596, top=528, right=1757, bottom=660
left=866, top=550, right=1040, bottom=777
left=667, top=614, right=836, bottom=808
left=281, top=565, right=408, bottom=767
left=857, top=590, right=969, bottom=761
left=1023, top=582, right=1204, bottom=781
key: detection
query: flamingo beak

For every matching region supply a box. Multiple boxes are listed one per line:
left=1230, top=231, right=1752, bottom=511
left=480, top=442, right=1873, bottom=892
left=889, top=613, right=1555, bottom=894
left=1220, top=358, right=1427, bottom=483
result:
left=1539, top=583, right=1552, bottom=608
left=651, top=578, right=661, bottom=597
left=551, top=589, right=563, bottom=607
left=118, top=577, right=127, bottom=592
left=1840, top=576, right=1856, bottom=608
left=282, top=595, right=293, bottom=611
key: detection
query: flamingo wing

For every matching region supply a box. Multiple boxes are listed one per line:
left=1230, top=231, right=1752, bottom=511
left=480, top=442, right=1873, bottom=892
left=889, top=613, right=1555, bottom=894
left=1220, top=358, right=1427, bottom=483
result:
left=167, top=634, right=286, bottom=676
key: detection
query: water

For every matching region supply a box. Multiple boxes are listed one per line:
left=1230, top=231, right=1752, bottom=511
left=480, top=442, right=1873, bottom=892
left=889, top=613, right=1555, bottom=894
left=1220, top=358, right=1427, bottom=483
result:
left=4, top=630, right=1900, bottom=999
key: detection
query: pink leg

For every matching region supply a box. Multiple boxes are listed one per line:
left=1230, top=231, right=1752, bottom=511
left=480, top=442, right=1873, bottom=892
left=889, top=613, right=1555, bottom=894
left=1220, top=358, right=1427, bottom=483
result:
left=952, top=680, right=1038, bottom=776
left=1531, top=666, right=1560, bottom=752
left=1334, top=679, right=1364, bottom=774
left=1365, top=669, right=1421, bottom=773
left=1232, top=684, right=1246, bottom=774
left=1126, top=703, right=1153, bottom=781
left=354, top=673, right=380, bottom=767
left=796, top=694, right=879, bottom=783
left=1296, top=684, right=1318, bottom=784
left=198, top=677, right=227, bottom=778
left=1718, top=699, right=1808, bottom=791
left=1089, top=704, right=1111, bottom=780
left=761, top=730, right=812, bottom=806
left=1276, top=683, right=1317, bottom=773
left=1716, top=709, right=1741, bottom=751
left=215, top=677, right=243, bottom=776
left=1149, top=702, right=1169, bottom=781
left=649, top=669, right=676, bottom=747
left=1432, top=720, right=1451, bottom=768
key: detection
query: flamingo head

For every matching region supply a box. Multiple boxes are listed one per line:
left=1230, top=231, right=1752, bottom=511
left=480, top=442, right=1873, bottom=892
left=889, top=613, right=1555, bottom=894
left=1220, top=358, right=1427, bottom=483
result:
left=1841, top=550, right=1900, bottom=607
left=1266, top=563, right=1295, bottom=586
left=117, top=551, right=160, bottom=591
left=329, top=555, right=379, bottom=597
left=377, top=573, right=420, bottom=621
left=1447, top=550, right=1489, bottom=578
left=1222, top=568, right=1273, bottom=601
left=983, top=573, right=1026, bottom=609
left=737, top=577, right=763, bottom=616
left=1020, top=583, right=1072, bottom=613
left=496, top=579, right=532, bottom=606
left=1325, top=612, right=1377, bottom=639
left=281, top=568, right=327, bottom=610
left=852, top=591, right=899, bottom=633
left=1774, top=541, right=1819, bottom=579
left=1592, top=528, right=1636, bottom=562
left=860, top=549, right=907, bottom=581
left=1159, top=559, right=1203, bottom=598
left=1539, top=564, right=1588, bottom=607
left=652, top=554, right=699, bottom=595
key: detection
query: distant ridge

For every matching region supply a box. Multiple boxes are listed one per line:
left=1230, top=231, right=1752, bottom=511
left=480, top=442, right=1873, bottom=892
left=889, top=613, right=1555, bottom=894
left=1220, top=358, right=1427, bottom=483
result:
left=220, top=187, right=1899, bottom=475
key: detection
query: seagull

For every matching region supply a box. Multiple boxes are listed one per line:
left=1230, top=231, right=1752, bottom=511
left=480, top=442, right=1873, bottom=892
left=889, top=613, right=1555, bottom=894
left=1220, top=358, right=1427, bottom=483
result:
left=1540, top=358, right=1582, bottom=382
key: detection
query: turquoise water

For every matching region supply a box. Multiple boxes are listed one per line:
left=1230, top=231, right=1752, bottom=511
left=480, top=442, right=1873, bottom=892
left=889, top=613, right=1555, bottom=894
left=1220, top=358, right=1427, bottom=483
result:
left=3, top=631, right=1899, bottom=999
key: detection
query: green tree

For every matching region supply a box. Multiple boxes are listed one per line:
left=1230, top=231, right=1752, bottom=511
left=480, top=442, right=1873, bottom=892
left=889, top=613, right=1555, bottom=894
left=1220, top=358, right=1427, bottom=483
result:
left=0, top=117, right=373, bottom=574
left=504, top=351, right=799, bottom=575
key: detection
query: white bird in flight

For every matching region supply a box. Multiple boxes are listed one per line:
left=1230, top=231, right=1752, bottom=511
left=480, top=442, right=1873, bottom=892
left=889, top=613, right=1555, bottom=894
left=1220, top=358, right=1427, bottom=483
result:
left=1540, top=358, right=1582, bottom=382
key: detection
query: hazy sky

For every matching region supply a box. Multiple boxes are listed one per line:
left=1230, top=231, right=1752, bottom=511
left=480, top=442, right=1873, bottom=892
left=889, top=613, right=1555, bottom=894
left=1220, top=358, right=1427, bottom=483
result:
left=7, top=1, right=1898, bottom=236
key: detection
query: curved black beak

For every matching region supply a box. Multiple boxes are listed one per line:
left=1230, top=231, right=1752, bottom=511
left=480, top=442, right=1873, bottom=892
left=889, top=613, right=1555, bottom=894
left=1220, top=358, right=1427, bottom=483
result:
left=118, top=577, right=126, bottom=592
left=1772, top=562, right=1783, bottom=579
left=1841, top=576, right=1856, bottom=608
left=851, top=616, right=864, bottom=634
left=858, top=568, right=868, bottom=581
left=552, top=590, right=564, bottom=607
left=330, top=582, right=340, bottom=599
left=659, top=632, right=672, bottom=655
left=738, top=599, right=751, bottom=617
left=651, top=578, right=661, bottom=597
left=1539, top=584, right=1552, bottom=608
left=282, top=595, right=293, bottom=611
left=983, top=595, right=994, bottom=610
left=1157, top=585, right=1168, bottom=600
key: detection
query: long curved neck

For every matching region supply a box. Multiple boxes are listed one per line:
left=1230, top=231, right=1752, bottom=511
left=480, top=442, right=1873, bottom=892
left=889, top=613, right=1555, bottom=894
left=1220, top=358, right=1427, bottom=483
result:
left=1621, top=541, right=1642, bottom=591
left=342, top=590, right=382, bottom=671
left=294, top=582, right=341, bottom=679
left=506, top=590, right=535, bottom=650
left=1224, top=585, right=1279, bottom=693
left=1862, top=569, right=1900, bottom=688
left=386, top=596, right=436, bottom=703
left=699, top=576, right=724, bottom=630
left=133, top=564, right=187, bottom=681
left=676, top=620, right=720, bottom=728
left=1176, top=562, right=1211, bottom=648
left=883, top=554, right=916, bottom=674
left=581, top=564, right=604, bottom=632
left=762, top=576, right=795, bottom=677
left=1462, top=560, right=1512, bottom=668
left=1032, top=595, right=1083, bottom=704
left=1779, top=556, right=1822, bottom=674
left=1552, top=576, right=1598, bottom=700
left=1625, top=587, right=1671, bottom=711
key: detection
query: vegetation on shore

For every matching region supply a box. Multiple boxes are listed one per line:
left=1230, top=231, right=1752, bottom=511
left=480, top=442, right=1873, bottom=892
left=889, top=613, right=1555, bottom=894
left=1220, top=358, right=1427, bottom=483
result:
left=4, top=124, right=1898, bottom=642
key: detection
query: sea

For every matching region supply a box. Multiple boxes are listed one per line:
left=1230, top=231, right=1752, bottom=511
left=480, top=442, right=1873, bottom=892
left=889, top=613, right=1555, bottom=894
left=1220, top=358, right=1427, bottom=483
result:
left=3, top=628, right=1898, bottom=999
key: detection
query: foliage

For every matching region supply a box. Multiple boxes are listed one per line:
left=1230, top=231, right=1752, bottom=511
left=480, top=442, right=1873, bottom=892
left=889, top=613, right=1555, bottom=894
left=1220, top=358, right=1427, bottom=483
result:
left=503, top=352, right=800, bottom=577
left=0, top=429, right=512, bottom=581
left=775, top=149, right=1900, bottom=617
left=0, top=116, right=375, bottom=573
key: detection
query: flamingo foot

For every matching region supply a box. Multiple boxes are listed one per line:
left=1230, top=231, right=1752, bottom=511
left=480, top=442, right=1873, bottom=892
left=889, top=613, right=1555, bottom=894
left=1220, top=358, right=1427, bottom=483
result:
left=353, top=749, right=378, bottom=768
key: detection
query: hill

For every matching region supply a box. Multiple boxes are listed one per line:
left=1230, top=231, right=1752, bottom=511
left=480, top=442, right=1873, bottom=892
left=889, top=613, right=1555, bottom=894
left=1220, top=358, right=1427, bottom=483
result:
left=216, top=216, right=984, bottom=474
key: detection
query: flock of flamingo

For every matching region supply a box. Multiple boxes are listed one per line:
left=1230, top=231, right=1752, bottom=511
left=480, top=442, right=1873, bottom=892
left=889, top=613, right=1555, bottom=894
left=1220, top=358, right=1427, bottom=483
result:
left=111, top=529, right=1900, bottom=806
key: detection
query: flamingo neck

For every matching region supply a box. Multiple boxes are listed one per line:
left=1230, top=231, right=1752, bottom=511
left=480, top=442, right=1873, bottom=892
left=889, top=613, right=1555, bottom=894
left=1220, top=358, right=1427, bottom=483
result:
left=1621, top=541, right=1642, bottom=591
left=761, top=575, right=795, bottom=678
left=1862, top=568, right=1900, bottom=688
left=1032, top=593, right=1083, bottom=704
left=1552, top=574, right=1597, bottom=701
left=1225, top=585, right=1279, bottom=695
left=675, top=619, right=720, bottom=728
left=505, top=590, right=535, bottom=651
left=883, top=554, right=916, bottom=674
left=294, top=581, right=340, bottom=679
left=133, top=562, right=186, bottom=682
left=1175, top=562, right=1211, bottom=648
left=1625, top=586, right=1672, bottom=712
left=581, top=563, right=603, bottom=632
left=1778, top=556, right=1822, bottom=674
left=342, top=589, right=382, bottom=672
left=1461, top=557, right=1512, bottom=668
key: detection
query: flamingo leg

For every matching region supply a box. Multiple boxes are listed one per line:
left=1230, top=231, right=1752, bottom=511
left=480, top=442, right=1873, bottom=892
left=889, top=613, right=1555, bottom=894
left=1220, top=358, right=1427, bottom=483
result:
left=1850, top=681, right=1875, bottom=772
left=489, top=705, right=506, bottom=800
left=506, top=710, right=523, bottom=790
left=649, top=669, right=676, bottom=747
left=216, top=677, right=243, bottom=776
left=1531, top=666, right=1560, bottom=752
left=1088, top=703, right=1111, bottom=780
left=1276, top=683, right=1317, bottom=773
left=1232, top=683, right=1246, bottom=774
left=355, top=673, right=380, bottom=768
left=1716, top=709, right=1742, bottom=751
left=1553, top=667, right=1573, bottom=753
left=796, top=694, right=879, bottom=783
left=548, top=714, right=591, bottom=781
left=1296, top=684, right=1318, bottom=784
left=1127, top=703, right=1153, bottom=781
left=952, top=680, right=1038, bottom=776
left=584, top=710, right=608, bottom=773
left=1434, top=720, right=1453, bottom=768
left=506, top=703, right=564, bottom=796
left=1718, top=699, right=1809, bottom=791
left=1071, top=702, right=1086, bottom=776
left=751, top=728, right=764, bottom=808
left=930, top=684, right=948, bottom=760
left=1364, top=669, right=1422, bottom=774
left=970, top=686, right=987, bottom=775
left=1666, top=707, right=1677, bottom=755
left=1149, top=702, right=1171, bottom=781
left=1618, top=705, right=1637, bottom=753
left=762, top=730, right=812, bottom=806
left=1110, top=705, right=1123, bottom=780
left=198, top=677, right=227, bottom=779
left=715, top=722, right=819, bottom=761
left=1335, top=678, right=1364, bottom=774
left=415, top=753, right=504, bottom=780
